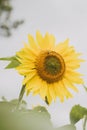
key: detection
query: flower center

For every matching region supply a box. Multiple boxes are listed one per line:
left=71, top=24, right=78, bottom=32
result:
left=36, top=51, right=65, bottom=83
left=44, top=56, right=61, bottom=75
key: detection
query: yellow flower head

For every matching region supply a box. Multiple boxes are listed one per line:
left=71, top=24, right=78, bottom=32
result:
left=16, top=31, right=84, bottom=104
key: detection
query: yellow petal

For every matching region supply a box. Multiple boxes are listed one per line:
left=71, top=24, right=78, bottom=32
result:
left=16, top=45, right=37, bottom=61
left=65, top=69, right=83, bottom=77
left=64, top=73, right=84, bottom=84
left=54, top=83, right=64, bottom=102
left=16, top=62, right=35, bottom=75
left=40, top=81, right=47, bottom=99
left=26, top=89, right=31, bottom=96
left=28, top=34, right=38, bottom=50
left=47, top=34, right=55, bottom=49
left=62, top=78, right=78, bottom=92
left=22, top=71, right=36, bottom=85
left=55, top=39, right=69, bottom=52
left=66, top=63, right=80, bottom=69
left=64, top=53, right=84, bottom=62
left=58, top=81, right=73, bottom=99
left=26, top=75, right=41, bottom=92
left=48, top=84, right=56, bottom=101
left=33, top=89, right=40, bottom=96
left=46, top=88, right=52, bottom=104
left=36, top=31, right=43, bottom=47
left=60, top=47, right=75, bottom=57
left=23, top=43, right=37, bottom=55
left=36, top=32, right=55, bottom=50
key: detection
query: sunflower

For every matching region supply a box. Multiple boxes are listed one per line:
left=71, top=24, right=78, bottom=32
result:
left=16, top=31, right=84, bottom=104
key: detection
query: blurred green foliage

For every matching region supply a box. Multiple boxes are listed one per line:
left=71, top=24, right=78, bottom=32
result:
left=70, top=105, right=87, bottom=124
left=0, top=98, right=52, bottom=130
left=0, top=98, right=76, bottom=130
left=0, top=0, right=24, bottom=37
left=0, top=0, right=12, bottom=11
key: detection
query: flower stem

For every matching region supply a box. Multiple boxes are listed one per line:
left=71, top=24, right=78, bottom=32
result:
left=17, top=85, right=25, bottom=109
left=83, top=115, right=87, bottom=130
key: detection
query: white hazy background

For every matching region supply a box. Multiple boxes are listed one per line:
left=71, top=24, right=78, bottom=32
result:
left=0, top=0, right=87, bottom=130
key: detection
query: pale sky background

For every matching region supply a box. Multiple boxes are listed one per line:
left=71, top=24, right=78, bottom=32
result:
left=0, top=0, right=87, bottom=130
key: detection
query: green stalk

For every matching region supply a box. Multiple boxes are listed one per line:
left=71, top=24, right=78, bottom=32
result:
left=17, top=85, right=25, bottom=109
left=83, top=115, right=87, bottom=130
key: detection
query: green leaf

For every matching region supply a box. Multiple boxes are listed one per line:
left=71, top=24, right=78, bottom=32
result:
left=0, top=56, right=20, bottom=69
left=10, top=99, right=27, bottom=109
left=0, top=99, right=78, bottom=130
left=5, top=59, right=20, bottom=69
left=33, top=106, right=51, bottom=120
left=55, top=124, right=76, bottom=130
left=0, top=100, right=52, bottom=130
left=70, top=105, right=87, bottom=124
left=83, top=84, right=87, bottom=92
left=33, top=105, right=49, bottom=113
left=0, top=56, right=16, bottom=61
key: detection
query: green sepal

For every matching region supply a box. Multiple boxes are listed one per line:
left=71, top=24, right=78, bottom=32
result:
left=0, top=56, right=20, bottom=69
left=0, top=56, right=16, bottom=61
left=70, top=104, right=87, bottom=124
